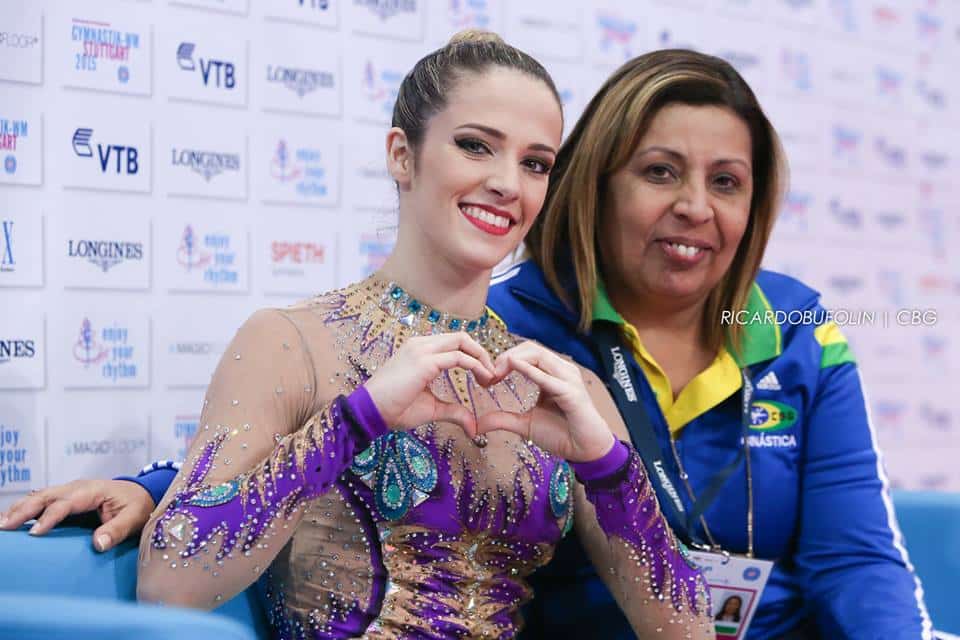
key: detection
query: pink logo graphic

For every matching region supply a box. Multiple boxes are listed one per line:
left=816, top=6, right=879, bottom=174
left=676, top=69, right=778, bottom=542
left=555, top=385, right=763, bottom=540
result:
left=176, top=225, right=212, bottom=271
left=73, top=318, right=109, bottom=366
left=270, top=140, right=302, bottom=182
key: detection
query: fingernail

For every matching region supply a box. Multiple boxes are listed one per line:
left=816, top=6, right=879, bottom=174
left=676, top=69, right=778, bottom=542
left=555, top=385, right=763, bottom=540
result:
left=28, top=523, right=39, bottom=535
left=95, top=534, right=111, bottom=552
left=0, top=515, right=7, bottom=528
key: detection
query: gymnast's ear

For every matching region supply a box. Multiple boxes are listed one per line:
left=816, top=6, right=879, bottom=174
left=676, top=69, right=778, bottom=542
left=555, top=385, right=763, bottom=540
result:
left=386, top=127, right=414, bottom=191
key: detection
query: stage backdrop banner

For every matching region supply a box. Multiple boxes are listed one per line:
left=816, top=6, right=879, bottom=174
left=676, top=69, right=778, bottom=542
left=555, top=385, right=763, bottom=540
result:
left=1, top=0, right=959, bottom=509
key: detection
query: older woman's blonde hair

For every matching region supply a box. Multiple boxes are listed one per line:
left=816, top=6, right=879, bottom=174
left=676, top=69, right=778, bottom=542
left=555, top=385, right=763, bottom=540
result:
left=526, top=49, right=787, bottom=356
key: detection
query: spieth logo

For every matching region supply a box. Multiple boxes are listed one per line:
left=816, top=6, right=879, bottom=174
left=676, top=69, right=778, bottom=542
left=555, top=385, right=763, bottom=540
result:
left=170, top=148, right=241, bottom=181
left=872, top=5, right=901, bottom=27
left=272, top=241, right=324, bottom=265
left=0, top=339, right=35, bottom=364
left=596, top=11, right=638, bottom=59
left=269, top=140, right=328, bottom=197
left=67, top=239, right=144, bottom=272
left=355, top=0, right=417, bottom=20
left=874, top=137, right=907, bottom=168
left=266, top=64, right=334, bottom=98
left=449, top=0, right=491, bottom=29
left=1, top=220, right=14, bottom=273
left=780, top=49, right=811, bottom=92
left=73, top=318, right=109, bottom=366
left=829, top=198, right=863, bottom=229
left=176, top=225, right=212, bottom=271
left=72, top=127, right=140, bottom=175
left=70, top=17, right=140, bottom=83
left=1, top=118, right=28, bottom=175
left=176, top=42, right=235, bottom=90
left=363, top=59, right=404, bottom=117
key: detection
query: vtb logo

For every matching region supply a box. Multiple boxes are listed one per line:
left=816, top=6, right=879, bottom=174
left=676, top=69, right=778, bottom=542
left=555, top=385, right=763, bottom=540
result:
left=72, top=128, right=139, bottom=175
left=177, top=42, right=235, bottom=89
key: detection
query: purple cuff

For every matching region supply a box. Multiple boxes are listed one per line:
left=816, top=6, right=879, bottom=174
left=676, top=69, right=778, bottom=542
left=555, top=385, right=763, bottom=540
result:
left=570, top=439, right=631, bottom=483
left=345, top=385, right=390, bottom=442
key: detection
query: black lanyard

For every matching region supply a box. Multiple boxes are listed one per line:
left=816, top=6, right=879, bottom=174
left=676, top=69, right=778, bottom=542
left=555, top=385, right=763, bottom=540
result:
left=592, top=321, right=752, bottom=550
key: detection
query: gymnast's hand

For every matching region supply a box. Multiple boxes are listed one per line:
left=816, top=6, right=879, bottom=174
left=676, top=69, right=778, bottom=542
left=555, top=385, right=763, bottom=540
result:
left=363, top=332, right=497, bottom=436
left=0, top=479, right=155, bottom=552
left=478, top=341, right=617, bottom=463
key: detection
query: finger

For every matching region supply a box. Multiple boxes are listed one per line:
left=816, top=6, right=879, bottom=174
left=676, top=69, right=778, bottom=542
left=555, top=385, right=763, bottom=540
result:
left=28, top=499, right=75, bottom=536
left=476, top=410, right=530, bottom=438
left=0, top=493, right=54, bottom=529
left=93, top=507, right=143, bottom=552
left=430, top=400, right=478, bottom=438
left=503, top=342, right=579, bottom=381
left=431, top=351, right=496, bottom=385
left=422, top=333, right=496, bottom=377
left=506, top=357, right=571, bottom=397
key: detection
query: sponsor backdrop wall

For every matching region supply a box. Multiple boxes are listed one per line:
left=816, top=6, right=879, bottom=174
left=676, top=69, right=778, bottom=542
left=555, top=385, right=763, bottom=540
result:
left=1, top=0, right=958, bottom=509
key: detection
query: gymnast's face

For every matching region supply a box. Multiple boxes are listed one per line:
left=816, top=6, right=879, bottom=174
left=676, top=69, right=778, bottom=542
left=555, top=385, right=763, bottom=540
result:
left=389, top=67, right=561, bottom=273
left=599, top=103, right=753, bottom=309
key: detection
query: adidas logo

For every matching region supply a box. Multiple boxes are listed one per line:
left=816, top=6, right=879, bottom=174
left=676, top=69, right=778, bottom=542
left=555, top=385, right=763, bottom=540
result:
left=756, top=371, right=781, bottom=391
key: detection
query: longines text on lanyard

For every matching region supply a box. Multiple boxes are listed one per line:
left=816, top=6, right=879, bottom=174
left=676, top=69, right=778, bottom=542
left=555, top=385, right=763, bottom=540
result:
left=591, top=321, right=756, bottom=555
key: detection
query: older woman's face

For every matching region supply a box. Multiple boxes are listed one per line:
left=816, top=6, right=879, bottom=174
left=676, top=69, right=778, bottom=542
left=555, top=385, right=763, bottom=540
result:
left=600, top=103, right=753, bottom=308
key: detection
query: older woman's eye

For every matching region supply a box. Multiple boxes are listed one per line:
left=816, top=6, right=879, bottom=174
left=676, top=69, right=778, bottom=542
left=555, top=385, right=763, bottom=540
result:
left=456, top=138, right=490, bottom=155
left=645, top=164, right=676, bottom=181
left=714, top=174, right=740, bottom=191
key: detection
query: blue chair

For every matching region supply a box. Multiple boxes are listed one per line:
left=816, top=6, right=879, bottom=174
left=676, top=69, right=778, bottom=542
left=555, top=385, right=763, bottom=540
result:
left=892, top=490, right=960, bottom=635
left=0, top=492, right=956, bottom=638
left=0, top=524, right=270, bottom=640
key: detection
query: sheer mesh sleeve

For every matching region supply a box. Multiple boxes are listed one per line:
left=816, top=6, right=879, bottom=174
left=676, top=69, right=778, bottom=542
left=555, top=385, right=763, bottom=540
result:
left=572, top=442, right=713, bottom=637
left=137, top=309, right=386, bottom=609
left=570, top=369, right=713, bottom=638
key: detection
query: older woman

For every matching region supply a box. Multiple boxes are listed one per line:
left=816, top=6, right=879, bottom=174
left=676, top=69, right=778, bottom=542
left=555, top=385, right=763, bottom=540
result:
left=492, top=49, right=930, bottom=639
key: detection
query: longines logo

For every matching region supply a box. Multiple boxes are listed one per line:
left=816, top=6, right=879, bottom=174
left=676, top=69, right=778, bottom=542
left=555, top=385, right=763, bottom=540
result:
left=67, top=239, right=144, bottom=272
left=170, top=148, right=241, bottom=181
left=266, top=64, right=334, bottom=98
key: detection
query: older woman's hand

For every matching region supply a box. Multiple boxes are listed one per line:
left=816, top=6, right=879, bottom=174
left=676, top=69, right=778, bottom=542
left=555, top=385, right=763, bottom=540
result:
left=0, top=479, right=155, bottom=551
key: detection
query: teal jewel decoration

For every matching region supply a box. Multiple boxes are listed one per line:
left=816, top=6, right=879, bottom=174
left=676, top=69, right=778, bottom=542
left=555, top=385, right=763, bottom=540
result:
left=677, top=540, right=700, bottom=570
left=350, top=432, right=438, bottom=521
left=550, top=460, right=573, bottom=513
left=381, top=282, right=488, bottom=336
left=188, top=479, right=240, bottom=508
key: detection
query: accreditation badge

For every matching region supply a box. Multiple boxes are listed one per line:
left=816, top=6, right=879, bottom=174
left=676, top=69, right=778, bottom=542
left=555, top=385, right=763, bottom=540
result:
left=687, top=551, right=773, bottom=640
